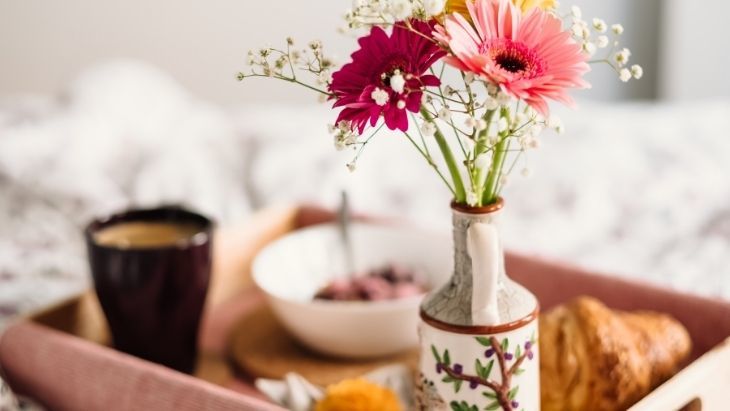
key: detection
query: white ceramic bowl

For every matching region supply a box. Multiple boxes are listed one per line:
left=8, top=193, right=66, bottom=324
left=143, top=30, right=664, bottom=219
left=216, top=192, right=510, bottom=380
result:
left=252, top=222, right=450, bottom=358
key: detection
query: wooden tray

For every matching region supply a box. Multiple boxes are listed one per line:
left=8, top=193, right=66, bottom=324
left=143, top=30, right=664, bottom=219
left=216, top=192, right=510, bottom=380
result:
left=228, top=303, right=419, bottom=386
left=18, top=205, right=730, bottom=410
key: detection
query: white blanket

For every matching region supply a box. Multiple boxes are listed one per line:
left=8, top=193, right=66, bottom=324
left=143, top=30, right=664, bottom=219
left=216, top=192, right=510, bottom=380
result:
left=1, top=61, right=729, bottom=327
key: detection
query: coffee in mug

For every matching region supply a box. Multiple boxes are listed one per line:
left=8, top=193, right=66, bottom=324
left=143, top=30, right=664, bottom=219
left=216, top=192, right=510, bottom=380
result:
left=85, top=206, right=213, bottom=373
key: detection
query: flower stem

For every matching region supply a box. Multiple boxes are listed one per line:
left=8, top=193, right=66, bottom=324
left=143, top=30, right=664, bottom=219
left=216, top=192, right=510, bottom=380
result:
left=238, top=73, right=332, bottom=97
left=482, top=108, right=511, bottom=205
left=474, top=109, right=498, bottom=204
left=421, top=107, right=466, bottom=203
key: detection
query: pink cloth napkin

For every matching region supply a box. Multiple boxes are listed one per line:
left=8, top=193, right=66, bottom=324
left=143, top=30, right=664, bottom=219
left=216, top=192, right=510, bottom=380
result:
left=0, top=321, right=283, bottom=411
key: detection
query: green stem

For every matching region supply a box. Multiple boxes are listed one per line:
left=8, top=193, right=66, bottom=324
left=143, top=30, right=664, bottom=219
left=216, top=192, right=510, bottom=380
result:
left=482, top=108, right=511, bottom=205
left=474, top=109, right=498, bottom=203
left=421, top=107, right=466, bottom=203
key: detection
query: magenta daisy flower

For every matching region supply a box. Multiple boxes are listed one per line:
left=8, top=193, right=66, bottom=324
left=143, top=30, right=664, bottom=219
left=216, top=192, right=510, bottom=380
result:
left=330, top=20, right=446, bottom=134
left=435, top=0, right=590, bottom=115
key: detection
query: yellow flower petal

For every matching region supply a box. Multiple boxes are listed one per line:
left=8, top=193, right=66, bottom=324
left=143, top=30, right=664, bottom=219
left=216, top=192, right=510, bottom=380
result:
left=314, top=379, right=402, bottom=411
left=512, top=0, right=556, bottom=13
left=446, top=0, right=556, bottom=19
left=445, top=0, right=470, bottom=16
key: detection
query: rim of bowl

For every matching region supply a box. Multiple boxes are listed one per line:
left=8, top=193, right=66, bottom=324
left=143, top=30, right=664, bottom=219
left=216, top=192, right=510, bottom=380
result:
left=252, top=222, right=443, bottom=312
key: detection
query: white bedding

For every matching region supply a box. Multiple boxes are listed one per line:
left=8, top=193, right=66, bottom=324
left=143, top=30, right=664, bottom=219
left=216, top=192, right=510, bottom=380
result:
left=1, top=61, right=729, bottom=327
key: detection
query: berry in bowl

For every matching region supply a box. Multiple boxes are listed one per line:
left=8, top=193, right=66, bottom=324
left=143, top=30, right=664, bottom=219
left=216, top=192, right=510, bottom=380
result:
left=252, top=222, right=450, bottom=358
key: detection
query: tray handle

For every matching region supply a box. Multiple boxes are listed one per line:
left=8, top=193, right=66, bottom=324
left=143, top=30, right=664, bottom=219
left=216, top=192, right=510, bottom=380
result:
left=629, top=338, right=730, bottom=410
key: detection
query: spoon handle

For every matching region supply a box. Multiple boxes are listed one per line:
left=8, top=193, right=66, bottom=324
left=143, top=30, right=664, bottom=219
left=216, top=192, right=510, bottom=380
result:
left=338, top=191, right=355, bottom=275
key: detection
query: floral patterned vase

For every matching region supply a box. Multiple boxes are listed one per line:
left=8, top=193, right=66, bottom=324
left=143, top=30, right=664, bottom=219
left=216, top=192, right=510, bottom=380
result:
left=417, top=199, right=539, bottom=411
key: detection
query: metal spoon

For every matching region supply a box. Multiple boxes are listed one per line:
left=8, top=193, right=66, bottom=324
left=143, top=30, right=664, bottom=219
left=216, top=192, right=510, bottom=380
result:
left=337, top=191, right=356, bottom=276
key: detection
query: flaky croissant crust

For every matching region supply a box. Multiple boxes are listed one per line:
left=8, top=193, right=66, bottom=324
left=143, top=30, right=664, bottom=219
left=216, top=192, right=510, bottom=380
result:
left=540, top=296, right=691, bottom=411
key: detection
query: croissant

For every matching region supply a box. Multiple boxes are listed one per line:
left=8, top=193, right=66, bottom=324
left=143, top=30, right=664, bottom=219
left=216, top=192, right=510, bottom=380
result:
left=539, top=296, right=691, bottom=411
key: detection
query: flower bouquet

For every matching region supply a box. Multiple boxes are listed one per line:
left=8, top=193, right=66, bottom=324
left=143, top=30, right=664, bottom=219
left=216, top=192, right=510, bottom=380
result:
left=238, top=0, right=640, bottom=409
left=238, top=0, right=640, bottom=207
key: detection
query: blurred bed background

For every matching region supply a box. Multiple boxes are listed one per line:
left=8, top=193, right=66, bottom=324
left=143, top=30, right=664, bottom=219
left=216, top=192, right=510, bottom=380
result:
left=0, top=0, right=728, bottom=327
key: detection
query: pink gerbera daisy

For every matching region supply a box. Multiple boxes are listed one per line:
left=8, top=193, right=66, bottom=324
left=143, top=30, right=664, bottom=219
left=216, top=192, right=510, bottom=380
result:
left=435, top=0, right=590, bottom=115
left=330, top=20, right=445, bottom=134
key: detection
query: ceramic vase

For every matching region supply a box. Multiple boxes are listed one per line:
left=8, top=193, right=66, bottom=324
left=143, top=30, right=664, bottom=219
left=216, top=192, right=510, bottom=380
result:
left=417, top=199, right=540, bottom=411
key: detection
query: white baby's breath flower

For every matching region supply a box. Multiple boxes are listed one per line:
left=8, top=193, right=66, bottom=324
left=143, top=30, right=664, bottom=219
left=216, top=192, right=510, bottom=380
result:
left=571, top=6, right=582, bottom=18
left=375, top=0, right=390, bottom=12
left=390, top=72, right=406, bottom=94
left=466, top=189, right=478, bottom=206
left=484, top=96, right=499, bottom=111
left=596, top=35, right=609, bottom=48
left=592, top=18, right=607, bottom=33
left=546, top=115, right=563, bottom=132
left=571, top=23, right=586, bottom=39
left=582, top=41, right=597, bottom=56
left=423, top=0, right=445, bottom=17
left=619, top=68, right=632, bottom=82
left=630, top=64, right=644, bottom=79
left=371, top=88, right=389, bottom=106
left=496, top=92, right=511, bottom=107
left=614, top=48, right=631, bottom=66
left=334, top=136, right=347, bottom=151
left=521, top=167, right=532, bottom=177
left=611, top=23, right=624, bottom=35
left=421, top=121, right=436, bottom=137
left=390, top=0, right=413, bottom=20
left=346, top=162, right=357, bottom=172
left=438, top=107, right=452, bottom=121
left=464, top=72, right=475, bottom=85
left=528, top=137, right=541, bottom=149
left=465, top=117, right=479, bottom=131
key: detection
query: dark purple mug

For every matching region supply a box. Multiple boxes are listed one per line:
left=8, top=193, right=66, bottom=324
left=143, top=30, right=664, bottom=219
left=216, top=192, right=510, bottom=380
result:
left=85, top=206, right=212, bottom=373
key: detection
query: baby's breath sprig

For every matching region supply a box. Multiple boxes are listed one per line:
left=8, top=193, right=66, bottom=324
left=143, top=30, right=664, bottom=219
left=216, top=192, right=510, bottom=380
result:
left=566, top=6, right=643, bottom=82
left=238, top=0, right=641, bottom=208
left=344, top=0, right=445, bottom=31
left=237, top=38, right=335, bottom=98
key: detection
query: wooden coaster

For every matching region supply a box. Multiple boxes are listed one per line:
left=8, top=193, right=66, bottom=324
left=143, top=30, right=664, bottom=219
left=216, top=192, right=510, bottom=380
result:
left=229, top=304, right=419, bottom=386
